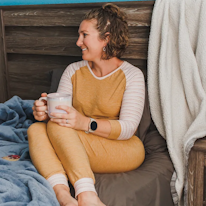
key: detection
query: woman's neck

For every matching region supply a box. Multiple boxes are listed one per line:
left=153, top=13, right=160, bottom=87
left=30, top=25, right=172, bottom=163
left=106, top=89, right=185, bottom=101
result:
left=88, top=57, right=124, bottom=77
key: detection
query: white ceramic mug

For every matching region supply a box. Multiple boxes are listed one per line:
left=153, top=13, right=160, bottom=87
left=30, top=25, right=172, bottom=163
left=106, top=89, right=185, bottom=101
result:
left=39, top=93, right=72, bottom=118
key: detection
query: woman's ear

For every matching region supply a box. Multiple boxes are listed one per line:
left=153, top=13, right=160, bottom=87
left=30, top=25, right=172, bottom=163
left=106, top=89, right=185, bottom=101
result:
left=105, top=32, right=110, bottom=43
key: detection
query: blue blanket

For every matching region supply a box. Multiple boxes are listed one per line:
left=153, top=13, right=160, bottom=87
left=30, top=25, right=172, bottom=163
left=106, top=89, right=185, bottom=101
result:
left=0, top=96, right=59, bottom=206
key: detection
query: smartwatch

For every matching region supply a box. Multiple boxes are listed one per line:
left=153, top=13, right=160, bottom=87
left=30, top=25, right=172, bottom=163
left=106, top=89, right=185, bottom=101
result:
left=85, top=118, right=97, bottom=133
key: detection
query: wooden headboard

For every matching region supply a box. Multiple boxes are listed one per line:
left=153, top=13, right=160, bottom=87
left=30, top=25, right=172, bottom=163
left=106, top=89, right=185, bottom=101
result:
left=0, top=1, right=154, bottom=102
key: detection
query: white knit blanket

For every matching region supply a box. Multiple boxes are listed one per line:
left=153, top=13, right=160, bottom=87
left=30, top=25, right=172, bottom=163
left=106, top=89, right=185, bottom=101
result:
left=148, top=0, right=206, bottom=205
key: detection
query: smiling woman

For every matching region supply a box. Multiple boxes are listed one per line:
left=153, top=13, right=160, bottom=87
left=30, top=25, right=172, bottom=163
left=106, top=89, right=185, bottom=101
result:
left=27, top=3, right=145, bottom=206
left=81, top=3, right=129, bottom=60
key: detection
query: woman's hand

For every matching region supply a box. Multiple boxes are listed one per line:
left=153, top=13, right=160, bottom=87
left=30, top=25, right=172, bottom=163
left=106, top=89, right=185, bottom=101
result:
left=32, top=93, right=49, bottom=121
left=50, top=105, right=89, bottom=131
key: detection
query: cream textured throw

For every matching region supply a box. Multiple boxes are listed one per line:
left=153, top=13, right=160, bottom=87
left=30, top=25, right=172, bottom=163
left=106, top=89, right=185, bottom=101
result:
left=148, top=0, right=206, bottom=205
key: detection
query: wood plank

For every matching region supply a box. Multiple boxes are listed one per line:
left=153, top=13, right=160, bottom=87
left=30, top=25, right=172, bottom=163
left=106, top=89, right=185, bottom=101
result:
left=188, top=149, right=205, bottom=206
left=8, top=59, right=68, bottom=74
left=129, top=26, right=150, bottom=39
left=192, top=137, right=206, bottom=152
left=5, top=36, right=79, bottom=55
left=194, top=152, right=204, bottom=205
left=9, top=71, right=51, bottom=87
left=204, top=168, right=206, bottom=203
left=188, top=150, right=196, bottom=206
left=7, top=53, right=82, bottom=65
left=124, top=38, right=148, bottom=59
left=5, top=26, right=150, bottom=39
left=122, top=6, right=153, bottom=26
left=6, top=36, right=148, bottom=59
left=0, top=10, right=9, bottom=102
left=3, top=4, right=153, bottom=26
left=5, top=26, right=78, bottom=37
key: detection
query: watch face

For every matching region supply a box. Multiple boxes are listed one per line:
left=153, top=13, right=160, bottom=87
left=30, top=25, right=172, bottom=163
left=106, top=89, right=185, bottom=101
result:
left=91, top=121, right=97, bottom=131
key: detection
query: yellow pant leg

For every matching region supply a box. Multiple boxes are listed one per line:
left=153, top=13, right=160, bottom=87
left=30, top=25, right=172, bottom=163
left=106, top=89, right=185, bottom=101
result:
left=27, top=122, right=67, bottom=179
left=28, top=121, right=145, bottom=186
left=77, top=131, right=145, bottom=173
left=46, top=121, right=95, bottom=185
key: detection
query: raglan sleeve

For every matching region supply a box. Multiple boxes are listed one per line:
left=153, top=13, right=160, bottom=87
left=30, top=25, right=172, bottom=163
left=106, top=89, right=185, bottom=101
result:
left=57, top=64, right=74, bottom=95
left=107, top=68, right=145, bottom=140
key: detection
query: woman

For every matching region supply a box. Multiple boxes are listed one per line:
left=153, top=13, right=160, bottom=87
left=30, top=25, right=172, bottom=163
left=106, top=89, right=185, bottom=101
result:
left=28, top=3, right=145, bottom=206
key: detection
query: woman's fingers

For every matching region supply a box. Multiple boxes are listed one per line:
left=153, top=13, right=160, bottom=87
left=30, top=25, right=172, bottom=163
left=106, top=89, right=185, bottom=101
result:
left=50, top=112, right=68, bottom=119
left=51, top=118, right=68, bottom=124
left=32, top=94, right=49, bottom=121
left=36, top=111, right=46, bottom=116
left=56, top=105, right=71, bottom=113
left=50, top=106, right=72, bottom=119
left=34, top=100, right=47, bottom=107
left=35, top=105, right=47, bottom=112
left=33, top=100, right=47, bottom=112
left=50, top=106, right=82, bottom=129
left=58, top=123, right=70, bottom=127
left=41, top=92, right=47, bottom=97
left=33, top=110, right=48, bottom=120
left=51, top=117, right=72, bottom=127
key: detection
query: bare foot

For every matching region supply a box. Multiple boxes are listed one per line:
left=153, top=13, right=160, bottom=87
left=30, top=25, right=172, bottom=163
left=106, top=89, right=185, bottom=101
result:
left=78, top=191, right=106, bottom=206
left=53, top=184, right=78, bottom=206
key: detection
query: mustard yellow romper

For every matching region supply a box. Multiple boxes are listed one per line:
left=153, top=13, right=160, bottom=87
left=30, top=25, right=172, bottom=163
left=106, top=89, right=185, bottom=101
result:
left=27, top=60, right=145, bottom=196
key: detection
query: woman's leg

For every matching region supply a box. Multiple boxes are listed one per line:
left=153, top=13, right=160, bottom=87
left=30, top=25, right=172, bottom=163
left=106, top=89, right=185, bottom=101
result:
left=28, top=122, right=66, bottom=178
left=46, top=121, right=96, bottom=194
left=76, top=131, right=145, bottom=206
left=27, top=122, right=78, bottom=206
left=78, top=131, right=145, bottom=174
left=46, top=121, right=144, bottom=206
left=46, top=121, right=105, bottom=206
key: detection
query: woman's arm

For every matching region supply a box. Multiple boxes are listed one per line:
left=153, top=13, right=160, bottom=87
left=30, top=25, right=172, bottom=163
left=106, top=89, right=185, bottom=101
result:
left=115, top=68, right=145, bottom=140
left=93, top=66, right=145, bottom=140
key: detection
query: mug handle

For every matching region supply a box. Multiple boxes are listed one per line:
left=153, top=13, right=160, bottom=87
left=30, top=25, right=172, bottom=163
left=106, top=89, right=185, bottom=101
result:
left=39, top=97, right=48, bottom=113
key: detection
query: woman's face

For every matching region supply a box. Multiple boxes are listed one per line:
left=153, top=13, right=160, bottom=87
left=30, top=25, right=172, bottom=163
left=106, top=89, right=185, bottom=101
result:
left=76, top=20, right=106, bottom=61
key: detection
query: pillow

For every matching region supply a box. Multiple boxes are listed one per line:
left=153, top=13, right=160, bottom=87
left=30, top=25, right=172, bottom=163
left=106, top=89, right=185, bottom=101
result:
left=49, top=68, right=65, bottom=93
left=135, top=86, right=151, bottom=142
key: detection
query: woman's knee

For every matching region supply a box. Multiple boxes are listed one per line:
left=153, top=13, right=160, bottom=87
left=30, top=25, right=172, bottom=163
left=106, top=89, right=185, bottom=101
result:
left=130, top=137, right=145, bottom=169
left=47, top=120, right=61, bottom=133
left=27, top=122, right=47, bottom=142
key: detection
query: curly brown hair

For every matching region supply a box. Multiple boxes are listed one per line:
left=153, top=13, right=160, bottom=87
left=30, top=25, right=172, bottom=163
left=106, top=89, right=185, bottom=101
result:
left=83, top=3, right=129, bottom=60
